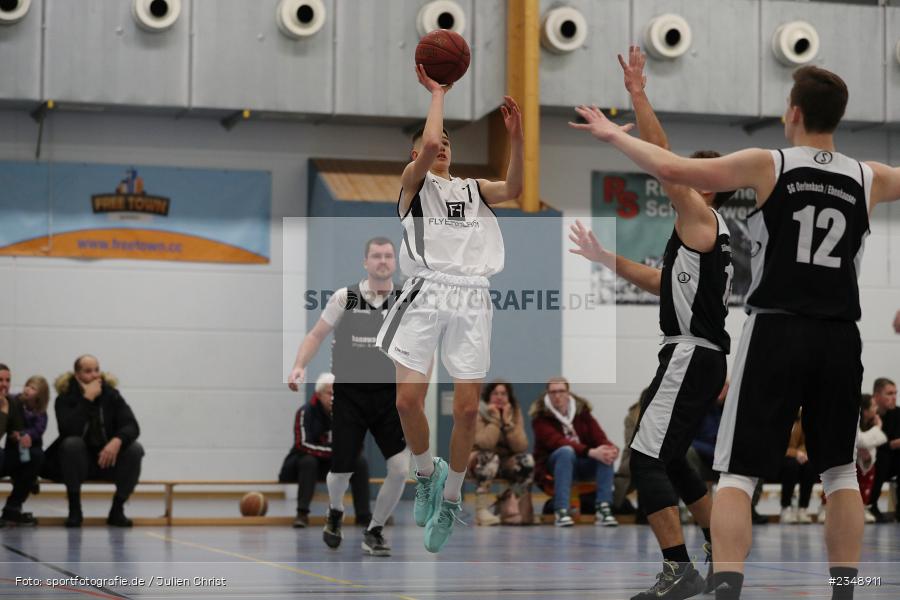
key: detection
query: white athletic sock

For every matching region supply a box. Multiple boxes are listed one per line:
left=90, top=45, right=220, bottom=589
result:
left=326, top=471, right=352, bottom=513
left=443, top=467, right=466, bottom=503
left=413, top=449, right=434, bottom=477
left=369, top=450, right=411, bottom=530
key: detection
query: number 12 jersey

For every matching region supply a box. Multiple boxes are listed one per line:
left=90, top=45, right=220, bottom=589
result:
left=745, top=146, right=873, bottom=321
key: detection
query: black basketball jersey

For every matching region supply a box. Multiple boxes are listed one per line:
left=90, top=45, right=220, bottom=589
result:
left=659, top=209, right=733, bottom=353
left=331, top=283, right=397, bottom=386
left=745, top=147, right=872, bottom=321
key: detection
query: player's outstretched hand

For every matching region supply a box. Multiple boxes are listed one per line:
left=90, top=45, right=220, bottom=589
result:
left=568, top=219, right=609, bottom=264
left=416, top=64, right=452, bottom=95
left=618, top=45, right=647, bottom=95
left=500, top=96, right=523, bottom=141
left=287, top=366, right=306, bottom=392
left=568, top=105, right=633, bottom=142
left=894, top=309, right=900, bottom=334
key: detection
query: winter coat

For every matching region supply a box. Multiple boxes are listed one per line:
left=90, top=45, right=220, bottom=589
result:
left=52, top=372, right=139, bottom=448
left=291, top=393, right=333, bottom=459
left=530, top=392, right=614, bottom=488
left=40, top=372, right=140, bottom=481
left=473, top=402, right=529, bottom=458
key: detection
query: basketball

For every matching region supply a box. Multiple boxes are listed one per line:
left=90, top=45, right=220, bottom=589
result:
left=415, top=29, right=470, bottom=85
left=239, top=491, right=268, bottom=516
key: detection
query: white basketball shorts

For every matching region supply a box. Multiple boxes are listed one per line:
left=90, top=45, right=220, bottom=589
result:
left=376, top=271, right=492, bottom=380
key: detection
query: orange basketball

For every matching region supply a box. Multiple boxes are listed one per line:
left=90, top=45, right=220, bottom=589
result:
left=239, top=491, right=268, bottom=516
left=415, top=29, right=470, bottom=85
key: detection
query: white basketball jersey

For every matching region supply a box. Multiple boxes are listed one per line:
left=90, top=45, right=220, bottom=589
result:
left=398, top=174, right=505, bottom=279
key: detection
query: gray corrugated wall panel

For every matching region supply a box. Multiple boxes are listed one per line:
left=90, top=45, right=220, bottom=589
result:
left=0, top=0, right=42, bottom=102
left=539, top=0, right=630, bottom=110
left=192, top=0, right=333, bottom=113
left=334, top=0, right=473, bottom=120
left=761, top=1, right=884, bottom=123
left=43, top=0, right=189, bottom=107
left=472, top=0, right=506, bottom=120
left=631, top=0, right=760, bottom=117
left=887, top=7, right=900, bottom=123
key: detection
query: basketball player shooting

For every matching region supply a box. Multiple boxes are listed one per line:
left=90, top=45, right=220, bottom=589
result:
left=570, top=67, right=900, bottom=600
left=375, top=64, right=523, bottom=553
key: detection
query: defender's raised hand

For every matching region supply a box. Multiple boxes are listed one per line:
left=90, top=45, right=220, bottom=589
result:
left=569, top=105, right=633, bottom=142
left=568, top=219, right=609, bottom=264
left=618, top=45, right=647, bottom=95
left=500, top=95, right=523, bottom=141
left=416, top=64, right=452, bottom=95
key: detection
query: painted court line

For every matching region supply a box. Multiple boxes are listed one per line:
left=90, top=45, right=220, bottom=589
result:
left=142, top=531, right=419, bottom=600
left=1, top=545, right=130, bottom=600
left=0, top=577, right=122, bottom=599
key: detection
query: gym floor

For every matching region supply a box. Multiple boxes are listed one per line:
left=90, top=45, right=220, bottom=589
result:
left=1, top=499, right=898, bottom=599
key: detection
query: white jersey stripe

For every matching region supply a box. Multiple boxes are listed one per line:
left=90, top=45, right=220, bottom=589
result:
left=631, top=344, right=695, bottom=459
left=713, top=313, right=756, bottom=472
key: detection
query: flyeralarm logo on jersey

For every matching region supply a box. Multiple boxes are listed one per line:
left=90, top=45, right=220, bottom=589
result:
left=91, top=168, right=170, bottom=217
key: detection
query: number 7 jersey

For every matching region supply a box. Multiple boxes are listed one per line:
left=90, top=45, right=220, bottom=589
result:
left=745, top=146, right=873, bottom=321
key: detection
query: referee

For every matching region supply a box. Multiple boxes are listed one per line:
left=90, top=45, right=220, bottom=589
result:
left=288, top=237, right=409, bottom=557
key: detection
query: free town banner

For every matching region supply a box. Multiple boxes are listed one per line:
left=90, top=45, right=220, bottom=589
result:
left=0, top=161, right=271, bottom=264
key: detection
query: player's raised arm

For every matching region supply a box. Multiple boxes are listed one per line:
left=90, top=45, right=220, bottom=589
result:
left=619, top=46, right=715, bottom=245
left=865, top=161, right=900, bottom=209
left=477, top=96, right=524, bottom=204
left=569, top=105, right=776, bottom=203
left=400, top=65, right=451, bottom=214
left=569, top=220, right=661, bottom=296
left=620, top=46, right=668, bottom=150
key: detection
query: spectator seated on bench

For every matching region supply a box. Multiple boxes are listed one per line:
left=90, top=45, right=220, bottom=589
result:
left=468, top=381, right=534, bottom=526
left=41, top=355, right=144, bottom=529
left=0, top=366, right=46, bottom=526
left=279, top=373, right=370, bottom=529
left=530, top=377, right=618, bottom=527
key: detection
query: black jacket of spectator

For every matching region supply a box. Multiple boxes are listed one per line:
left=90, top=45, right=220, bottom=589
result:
left=880, top=407, right=899, bottom=444
left=1, top=395, right=25, bottom=447
left=291, top=393, right=332, bottom=459
left=279, top=394, right=333, bottom=481
left=54, top=372, right=140, bottom=449
left=41, top=372, right=140, bottom=482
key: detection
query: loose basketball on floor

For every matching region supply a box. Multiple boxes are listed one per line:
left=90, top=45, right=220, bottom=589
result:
left=239, top=491, right=268, bottom=516
left=415, top=29, right=470, bottom=85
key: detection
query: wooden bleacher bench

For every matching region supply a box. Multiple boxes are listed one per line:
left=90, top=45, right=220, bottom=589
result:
left=0, top=477, right=408, bottom=526
left=2, top=478, right=893, bottom=526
